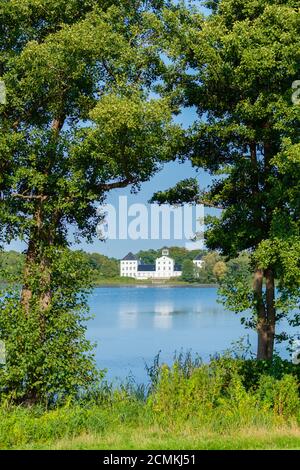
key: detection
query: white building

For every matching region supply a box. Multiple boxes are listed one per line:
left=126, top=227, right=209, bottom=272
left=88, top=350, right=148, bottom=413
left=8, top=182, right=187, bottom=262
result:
left=120, top=252, right=138, bottom=278
left=193, top=253, right=205, bottom=269
left=120, top=249, right=204, bottom=280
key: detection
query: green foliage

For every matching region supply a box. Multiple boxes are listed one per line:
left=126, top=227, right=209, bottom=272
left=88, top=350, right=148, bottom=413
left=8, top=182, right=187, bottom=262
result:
left=239, top=356, right=300, bottom=390
left=198, top=251, right=221, bottom=284
left=213, top=260, right=227, bottom=280
left=0, top=251, right=24, bottom=282
left=137, top=246, right=206, bottom=266
left=84, top=252, right=119, bottom=280
left=218, top=252, right=255, bottom=325
left=0, top=0, right=179, bottom=248
left=0, top=0, right=179, bottom=401
left=0, top=249, right=121, bottom=283
left=181, top=259, right=197, bottom=282
left=148, top=354, right=300, bottom=424
left=256, top=374, right=299, bottom=417
left=1, top=404, right=300, bottom=449
left=151, top=178, right=200, bottom=205
left=0, top=249, right=102, bottom=405
left=131, top=247, right=251, bottom=285
left=0, top=396, right=143, bottom=449
left=0, top=248, right=240, bottom=286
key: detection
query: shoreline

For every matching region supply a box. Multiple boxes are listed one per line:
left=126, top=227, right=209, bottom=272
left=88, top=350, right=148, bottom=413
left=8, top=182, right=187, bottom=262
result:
left=94, top=283, right=218, bottom=288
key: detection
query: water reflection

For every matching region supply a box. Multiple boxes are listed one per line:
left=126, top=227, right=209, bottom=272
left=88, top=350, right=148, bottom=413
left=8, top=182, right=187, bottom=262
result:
left=118, top=305, right=138, bottom=329
left=154, top=303, right=173, bottom=329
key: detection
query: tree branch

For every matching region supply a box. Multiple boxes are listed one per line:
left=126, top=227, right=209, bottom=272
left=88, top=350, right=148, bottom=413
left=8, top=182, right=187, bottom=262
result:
left=11, top=193, right=48, bottom=201
left=98, top=178, right=136, bottom=191
left=198, top=199, right=224, bottom=210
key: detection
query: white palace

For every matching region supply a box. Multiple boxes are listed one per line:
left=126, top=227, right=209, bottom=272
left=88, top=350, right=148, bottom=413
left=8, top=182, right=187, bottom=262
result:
left=120, top=248, right=204, bottom=280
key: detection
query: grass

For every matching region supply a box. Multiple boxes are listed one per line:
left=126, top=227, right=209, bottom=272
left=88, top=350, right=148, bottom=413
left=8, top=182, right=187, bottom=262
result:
left=41, top=427, right=300, bottom=450
left=1, top=400, right=300, bottom=450
left=23, top=422, right=300, bottom=450
left=93, top=276, right=217, bottom=287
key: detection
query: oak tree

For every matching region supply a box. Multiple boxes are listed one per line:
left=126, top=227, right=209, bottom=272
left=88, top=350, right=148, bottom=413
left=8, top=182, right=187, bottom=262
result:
left=0, top=0, right=180, bottom=402
left=152, top=0, right=300, bottom=359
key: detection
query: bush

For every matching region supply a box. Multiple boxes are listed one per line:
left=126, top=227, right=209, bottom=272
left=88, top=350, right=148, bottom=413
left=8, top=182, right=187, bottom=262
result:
left=147, top=354, right=300, bottom=424
left=256, top=374, right=300, bottom=417
left=238, top=356, right=300, bottom=390
left=0, top=249, right=102, bottom=406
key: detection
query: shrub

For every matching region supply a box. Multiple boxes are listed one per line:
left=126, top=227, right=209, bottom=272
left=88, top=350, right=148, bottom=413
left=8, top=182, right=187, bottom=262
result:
left=256, top=374, right=300, bottom=417
left=148, top=354, right=300, bottom=424
left=0, top=249, right=103, bottom=406
left=148, top=363, right=217, bottom=421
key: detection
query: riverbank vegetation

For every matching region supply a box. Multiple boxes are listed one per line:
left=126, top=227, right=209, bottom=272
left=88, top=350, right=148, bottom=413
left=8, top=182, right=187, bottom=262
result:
left=1, top=354, right=300, bottom=450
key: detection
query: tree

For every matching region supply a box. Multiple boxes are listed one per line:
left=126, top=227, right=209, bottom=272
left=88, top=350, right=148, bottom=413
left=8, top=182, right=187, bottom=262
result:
left=253, top=140, right=300, bottom=344
left=137, top=246, right=206, bottom=265
left=181, top=259, right=196, bottom=282
left=0, top=249, right=100, bottom=405
left=0, top=250, right=24, bottom=281
left=137, top=249, right=159, bottom=265
left=86, top=252, right=119, bottom=279
left=0, top=0, right=180, bottom=402
left=152, top=0, right=300, bottom=359
left=168, top=246, right=204, bottom=265
left=213, top=261, right=227, bottom=281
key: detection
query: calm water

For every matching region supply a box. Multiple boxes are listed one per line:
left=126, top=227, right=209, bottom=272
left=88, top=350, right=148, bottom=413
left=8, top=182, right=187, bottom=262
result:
left=87, top=287, right=290, bottom=383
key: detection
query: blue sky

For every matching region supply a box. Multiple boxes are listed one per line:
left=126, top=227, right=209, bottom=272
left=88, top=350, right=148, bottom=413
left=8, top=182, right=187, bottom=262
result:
left=87, top=161, right=213, bottom=259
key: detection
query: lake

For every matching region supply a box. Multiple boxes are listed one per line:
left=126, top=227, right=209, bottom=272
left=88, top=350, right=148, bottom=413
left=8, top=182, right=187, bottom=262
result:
left=87, top=286, right=290, bottom=383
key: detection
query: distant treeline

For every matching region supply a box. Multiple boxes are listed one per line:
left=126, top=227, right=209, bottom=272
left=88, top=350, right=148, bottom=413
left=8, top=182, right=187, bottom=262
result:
left=0, top=248, right=252, bottom=285
left=0, top=250, right=119, bottom=283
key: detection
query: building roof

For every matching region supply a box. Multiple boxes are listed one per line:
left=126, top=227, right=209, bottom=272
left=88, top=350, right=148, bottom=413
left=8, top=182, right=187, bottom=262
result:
left=138, top=264, right=182, bottom=272
left=194, top=253, right=203, bottom=261
left=138, top=264, right=156, bottom=272
left=122, top=252, right=137, bottom=261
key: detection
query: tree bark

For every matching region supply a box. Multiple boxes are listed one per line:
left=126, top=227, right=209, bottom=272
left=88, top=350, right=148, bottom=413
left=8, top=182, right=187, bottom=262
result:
left=20, top=217, right=53, bottom=404
left=21, top=205, right=43, bottom=316
left=21, top=237, right=36, bottom=316
left=264, top=268, right=276, bottom=359
left=255, top=268, right=276, bottom=360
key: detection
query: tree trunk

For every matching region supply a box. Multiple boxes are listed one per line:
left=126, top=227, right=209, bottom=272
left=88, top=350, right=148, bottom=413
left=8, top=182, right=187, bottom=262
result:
left=20, top=201, right=55, bottom=403
left=21, top=237, right=36, bottom=316
left=38, top=253, right=52, bottom=342
left=264, top=268, right=276, bottom=358
left=255, top=267, right=276, bottom=360
left=21, top=205, right=43, bottom=316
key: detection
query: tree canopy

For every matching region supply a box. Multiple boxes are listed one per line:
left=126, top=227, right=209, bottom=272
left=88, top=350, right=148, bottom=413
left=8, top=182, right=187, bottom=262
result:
left=152, top=0, right=300, bottom=359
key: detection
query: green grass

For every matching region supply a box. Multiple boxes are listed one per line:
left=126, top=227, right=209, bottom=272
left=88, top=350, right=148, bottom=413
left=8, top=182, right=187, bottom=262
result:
left=93, top=276, right=216, bottom=287
left=1, top=401, right=300, bottom=450
left=40, top=428, right=300, bottom=450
